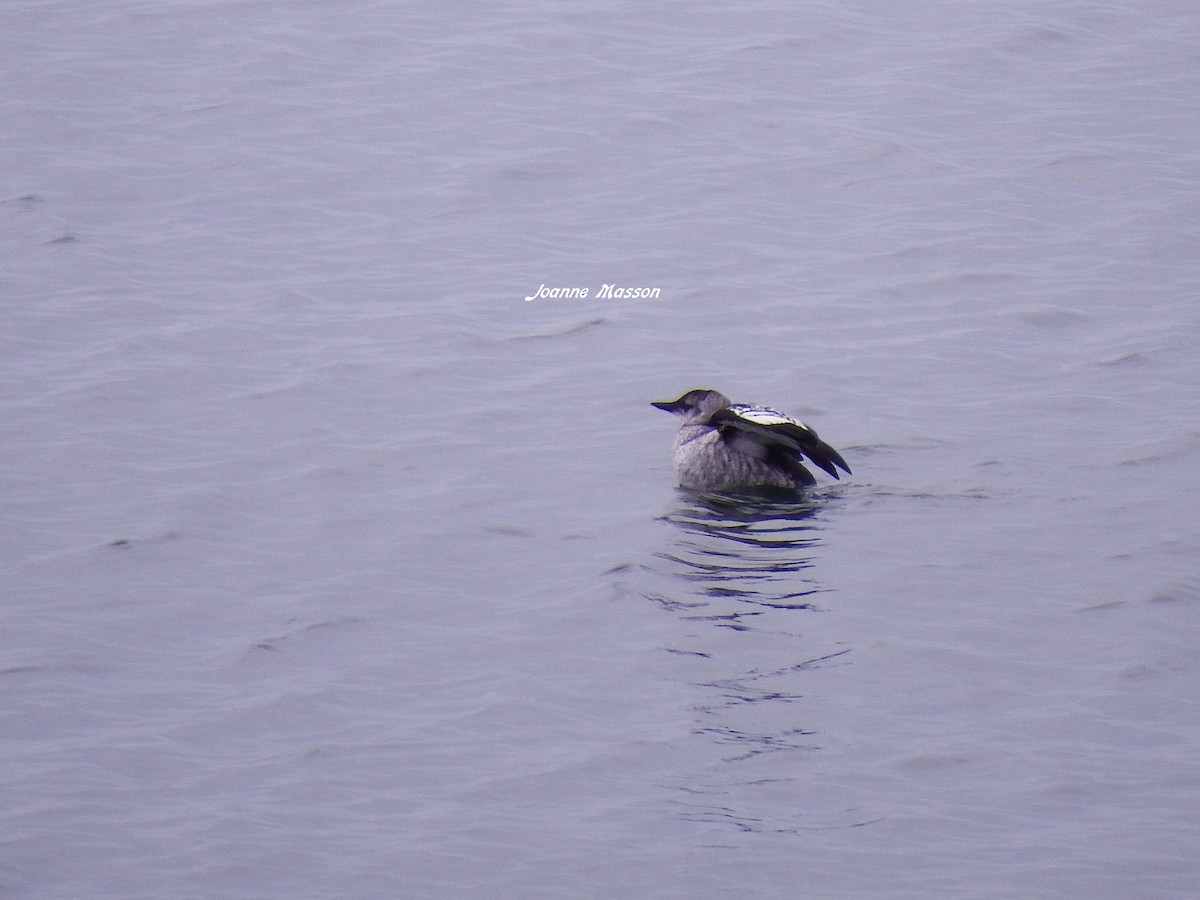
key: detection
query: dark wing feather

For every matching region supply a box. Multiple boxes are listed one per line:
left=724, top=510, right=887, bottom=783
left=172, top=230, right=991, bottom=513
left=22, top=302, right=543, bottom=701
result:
left=712, top=405, right=851, bottom=480
left=767, top=447, right=817, bottom=486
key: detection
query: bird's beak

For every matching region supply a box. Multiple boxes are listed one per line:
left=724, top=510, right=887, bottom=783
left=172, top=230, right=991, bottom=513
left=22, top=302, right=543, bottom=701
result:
left=651, top=399, right=682, bottom=413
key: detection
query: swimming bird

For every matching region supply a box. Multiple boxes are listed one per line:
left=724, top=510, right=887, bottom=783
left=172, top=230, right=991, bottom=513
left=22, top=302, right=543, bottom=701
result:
left=651, top=389, right=851, bottom=492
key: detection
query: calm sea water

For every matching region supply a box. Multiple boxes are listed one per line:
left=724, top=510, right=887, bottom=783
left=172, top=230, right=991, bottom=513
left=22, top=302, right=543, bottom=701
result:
left=4, top=1, right=1200, bottom=898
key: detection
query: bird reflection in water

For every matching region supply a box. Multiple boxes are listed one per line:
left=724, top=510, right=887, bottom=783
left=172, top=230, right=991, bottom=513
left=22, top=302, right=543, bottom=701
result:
left=650, top=489, right=829, bottom=628
left=622, top=488, right=863, bottom=833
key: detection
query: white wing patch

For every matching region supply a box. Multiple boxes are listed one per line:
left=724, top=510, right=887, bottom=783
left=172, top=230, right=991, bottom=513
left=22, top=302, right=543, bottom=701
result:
left=728, top=404, right=809, bottom=430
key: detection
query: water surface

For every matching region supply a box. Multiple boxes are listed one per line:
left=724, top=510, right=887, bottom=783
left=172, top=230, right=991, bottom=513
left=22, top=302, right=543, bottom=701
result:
left=3, top=1, right=1200, bottom=897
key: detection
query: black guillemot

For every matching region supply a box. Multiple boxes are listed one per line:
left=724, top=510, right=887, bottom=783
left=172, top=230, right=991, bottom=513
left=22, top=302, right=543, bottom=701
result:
left=652, top=389, right=851, bottom=492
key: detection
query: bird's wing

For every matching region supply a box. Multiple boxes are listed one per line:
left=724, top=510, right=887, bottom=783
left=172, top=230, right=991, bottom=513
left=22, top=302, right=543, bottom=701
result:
left=713, top=405, right=851, bottom=480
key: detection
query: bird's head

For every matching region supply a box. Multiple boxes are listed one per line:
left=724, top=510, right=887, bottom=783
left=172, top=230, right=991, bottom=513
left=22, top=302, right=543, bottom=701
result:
left=651, top=389, right=731, bottom=425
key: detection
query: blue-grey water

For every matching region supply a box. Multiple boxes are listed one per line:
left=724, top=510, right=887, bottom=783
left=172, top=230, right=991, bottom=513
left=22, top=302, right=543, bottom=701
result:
left=4, top=1, right=1200, bottom=897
